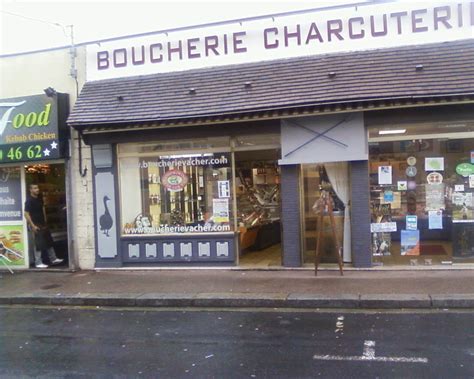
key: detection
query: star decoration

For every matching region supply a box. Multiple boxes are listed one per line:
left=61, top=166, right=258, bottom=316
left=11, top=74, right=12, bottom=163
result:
left=43, top=148, right=50, bottom=157
left=50, top=141, right=58, bottom=149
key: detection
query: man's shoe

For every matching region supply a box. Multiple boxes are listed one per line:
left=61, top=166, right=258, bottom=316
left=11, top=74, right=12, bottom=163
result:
left=35, top=263, right=48, bottom=268
left=51, top=258, right=63, bottom=265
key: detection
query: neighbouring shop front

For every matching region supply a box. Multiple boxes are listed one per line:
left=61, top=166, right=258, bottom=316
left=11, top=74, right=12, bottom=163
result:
left=0, top=93, right=70, bottom=270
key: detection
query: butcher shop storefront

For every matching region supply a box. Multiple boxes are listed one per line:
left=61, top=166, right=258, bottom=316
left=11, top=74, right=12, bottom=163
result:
left=68, top=0, right=474, bottom=269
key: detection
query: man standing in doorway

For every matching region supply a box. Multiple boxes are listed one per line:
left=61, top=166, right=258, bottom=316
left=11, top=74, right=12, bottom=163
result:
left=24, top=183, right=63, bottom=268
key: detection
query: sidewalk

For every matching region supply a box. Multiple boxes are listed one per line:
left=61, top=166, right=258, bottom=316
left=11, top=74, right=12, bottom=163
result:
left=1, top=269, right=473, bottom=309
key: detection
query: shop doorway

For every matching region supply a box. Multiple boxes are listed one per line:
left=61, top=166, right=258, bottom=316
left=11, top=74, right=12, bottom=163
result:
left=302, top=163, right=351, bottom=266
left=25, top=163, right=68, bottom=268
left=235, top=149, right=282, bottom=267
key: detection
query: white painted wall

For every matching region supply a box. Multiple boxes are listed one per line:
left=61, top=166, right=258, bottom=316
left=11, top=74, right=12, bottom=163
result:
left=0, top=46, right=96, bottom=269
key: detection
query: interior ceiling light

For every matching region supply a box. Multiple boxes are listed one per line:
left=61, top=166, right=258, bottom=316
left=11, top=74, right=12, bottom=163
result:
left=378, top=129, right=407, bottom=135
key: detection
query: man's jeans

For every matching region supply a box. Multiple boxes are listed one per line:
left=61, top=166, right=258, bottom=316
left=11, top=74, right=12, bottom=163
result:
left=34, top=247, right=58, bottom=266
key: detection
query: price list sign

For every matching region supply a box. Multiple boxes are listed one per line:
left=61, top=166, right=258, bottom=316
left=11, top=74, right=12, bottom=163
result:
left=0, top=94, right=64, bottom=164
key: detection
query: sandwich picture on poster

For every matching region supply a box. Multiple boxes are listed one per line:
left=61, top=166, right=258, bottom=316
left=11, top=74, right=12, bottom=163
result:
left=401, top=230, right=420, bottom=256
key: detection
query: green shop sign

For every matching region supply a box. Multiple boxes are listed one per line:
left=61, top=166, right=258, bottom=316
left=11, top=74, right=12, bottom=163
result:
left=456, top=163, right=474, bottom=177
left=0, top=94, right=68, bottom=163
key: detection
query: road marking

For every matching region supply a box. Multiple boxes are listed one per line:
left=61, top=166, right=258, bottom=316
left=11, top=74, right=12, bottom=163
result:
left=314, top=340, right=428, bottom=364
left=363, top=340, right=375, bottom=359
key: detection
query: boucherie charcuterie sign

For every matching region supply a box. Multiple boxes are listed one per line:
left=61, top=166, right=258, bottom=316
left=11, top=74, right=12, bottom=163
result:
left=87, top=1, right=474, bottom=81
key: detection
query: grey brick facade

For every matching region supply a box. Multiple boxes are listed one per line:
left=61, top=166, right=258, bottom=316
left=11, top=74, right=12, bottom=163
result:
left=350, top=160, right=372, bottom=267
left=280, top=165, right=302, bottom=267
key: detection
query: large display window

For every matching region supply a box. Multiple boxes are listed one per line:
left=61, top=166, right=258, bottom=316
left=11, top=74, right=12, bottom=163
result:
left=118, top=138, right=233, bottom=235
left=368, top=119, right=474, bottom=265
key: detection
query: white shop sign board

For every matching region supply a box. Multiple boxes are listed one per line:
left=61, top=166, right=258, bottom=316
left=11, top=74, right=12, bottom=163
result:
left=87, top=1, right=474, bottom=80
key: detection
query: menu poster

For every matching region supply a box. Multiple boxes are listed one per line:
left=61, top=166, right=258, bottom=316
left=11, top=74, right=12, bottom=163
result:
left=0, top=224, right=25, bottom=266
left=401, top=230, right=420, bottom=256
left=212, top=198, right=230, bottom=223
left=406, top=215, right=418, bottom=230
left=378, top=166, right=392, bottom=185
left=0, top=168, right=23, bottom=222
left=452, top=192, right=474, bottom=223
left=428, top=210, right=443, bottom=230
left=425, top=184, right=445, bottom=211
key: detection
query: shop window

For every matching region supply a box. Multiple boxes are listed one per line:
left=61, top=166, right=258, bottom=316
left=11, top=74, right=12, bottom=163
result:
left=235, top=150, right=281, bottom=264
left=118, top=139, right=233, bottom=235
left=368, top=135, right=474, bottom=266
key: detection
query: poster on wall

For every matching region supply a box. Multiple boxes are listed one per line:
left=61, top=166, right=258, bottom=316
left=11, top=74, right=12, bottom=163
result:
left=401, top=230, right=420, bottom=256
left=398, top=181, right=407, bottom=191
left=452, top=192, right=474, bottom=222
left=428, top=210, right=443, bottom=230
left=378, top=166, right=392, bottom=185
left=470, top=175, right=474, bottom=189
left=0, top=224, right=26, bottom=267
left=425, top=157, right=444, bottom=171
left=370, top=222, right=397, bottom=233
left=212, top=198, right=230, bottom=223
left=425, top=184, right=445, bottom=211
left=218, top=180, right=230, bottom=198
left=0, top=168, right=23, bottom=222
left=406, top=215, right=417, bottom=230
left=372, top=233, right=391, bottom=256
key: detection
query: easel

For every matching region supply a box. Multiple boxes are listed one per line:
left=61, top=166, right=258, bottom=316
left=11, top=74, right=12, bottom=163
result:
left=314, top=190, right=344, bottom=276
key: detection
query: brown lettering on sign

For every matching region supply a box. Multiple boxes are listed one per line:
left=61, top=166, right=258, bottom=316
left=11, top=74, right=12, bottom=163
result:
left=187, top=38, right=201, bottom=59
left=97, top=51, right=109, bottom=70
left=284, top=24, right=301, bottom=47
left=113, top=48, right=127, bottom=68
left=131, top=46, right=145, bottom=65
left=264, top=27, right=279, bottom=49
left=348, top=17, right=364, bottom=39
left=412, top=9, right=429, bottom=33
left=370, top=14, right=388, bottom=37
left=327, top=19, right=344, bottom=41
left=471, top=1, right=474, bottom=26
left=233, top=31, right=247, bottom=53
left=150, top=43, right=163, bottom=63
left=205, top=35, right=219, bottom=56
left=457, top=3, right=463, bottom=27
left=434, top=6, right=452, bottom=30
left=390, top=11, right=408, bottom=34
left=305, top=22, right=323, bottom=44
left=167, top=40, right=183, bottom=61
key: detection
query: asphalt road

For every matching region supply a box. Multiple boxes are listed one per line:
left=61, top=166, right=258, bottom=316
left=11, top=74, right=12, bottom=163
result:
left=0, top=306, right=473, bottom=378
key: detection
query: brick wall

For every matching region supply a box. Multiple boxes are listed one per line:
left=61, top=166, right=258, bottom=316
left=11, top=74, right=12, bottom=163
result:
left=280, top=164, right=302, bottom=267
left=350, top=160, right=372, bottom=267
